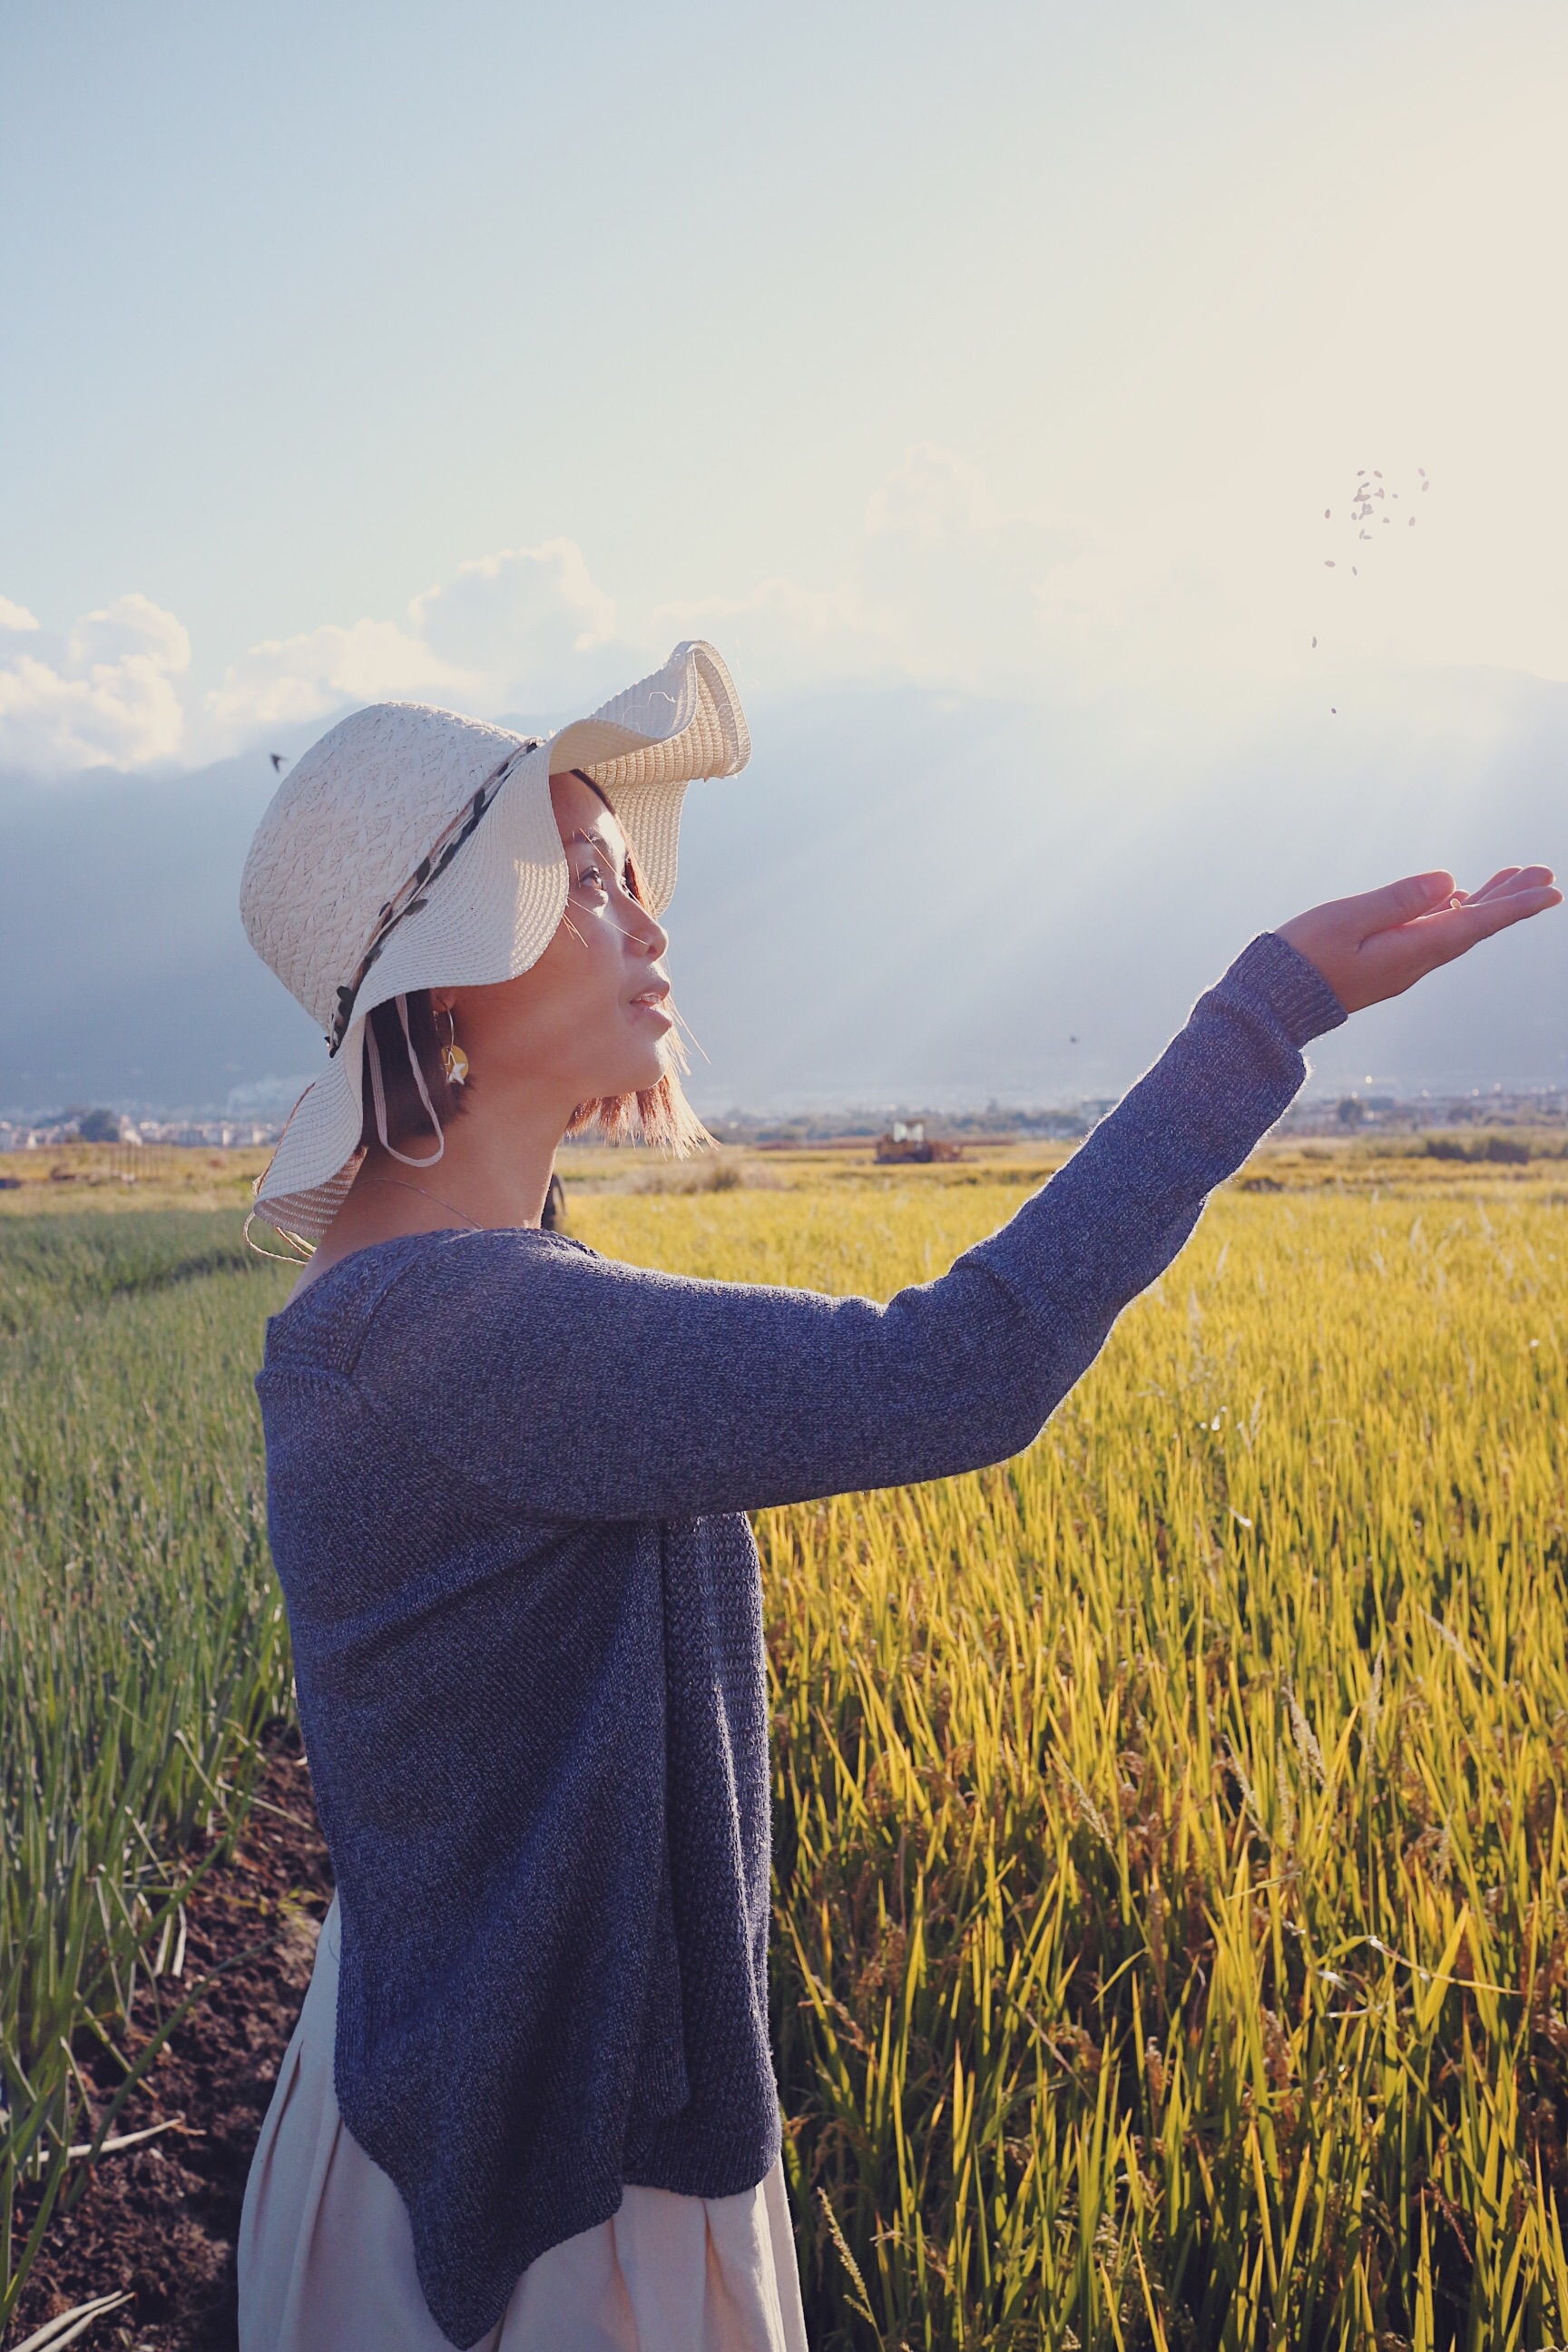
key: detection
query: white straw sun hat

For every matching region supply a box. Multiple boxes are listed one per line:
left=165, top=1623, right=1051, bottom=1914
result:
left=240, top=640, right=750, bottom=1243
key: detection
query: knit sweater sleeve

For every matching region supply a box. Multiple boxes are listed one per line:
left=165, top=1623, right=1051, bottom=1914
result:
left=348, top=934, right=1345, bottom=1519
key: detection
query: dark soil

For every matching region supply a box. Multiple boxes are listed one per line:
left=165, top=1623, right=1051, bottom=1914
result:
left=8, top=1730, right=334, bottom=2352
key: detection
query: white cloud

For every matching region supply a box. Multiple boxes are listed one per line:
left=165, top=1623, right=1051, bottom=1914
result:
left=204, top=536, right=628, bottom=749
left=862, top=444, right=1000, bottom=544
left=657, top=444, right=1093, bottom=695
left=0, top=465, right=1396, bottom=783
left=0, top=593, right=191, bottom=773
left=206, top=616, right=469, bottom=736
left=655, top=573, right=877, bottom=654
left=1, top=539, right=633, bottom=776
left=662, top=439, right=1561, bottom=705
left=16, top=434, right=1562, bottom=781
left=410, top=539, right=619, bottom=688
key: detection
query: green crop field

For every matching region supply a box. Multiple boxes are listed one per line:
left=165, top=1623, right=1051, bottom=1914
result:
left=4, top=1154, right=1567, bottom=2349
left=0, top=1214, right=292, bottom=2328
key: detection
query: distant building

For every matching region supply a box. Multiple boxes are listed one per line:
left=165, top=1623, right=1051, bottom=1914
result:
left=875, top=1121, right=963, bottom=1166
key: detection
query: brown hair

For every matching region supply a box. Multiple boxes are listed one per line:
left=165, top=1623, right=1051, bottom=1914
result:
left=359, top=991, right=468, bottom=1154
left=359, top=806, right=711, bottom=1158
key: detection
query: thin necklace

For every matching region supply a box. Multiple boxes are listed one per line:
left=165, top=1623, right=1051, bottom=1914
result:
left=360, top=1173, right=484, bottom=1231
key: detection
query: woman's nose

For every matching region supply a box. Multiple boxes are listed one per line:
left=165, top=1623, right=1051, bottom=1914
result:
left=631, top=900, right=668, bottom=959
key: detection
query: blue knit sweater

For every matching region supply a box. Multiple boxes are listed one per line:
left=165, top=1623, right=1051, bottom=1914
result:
left=255, top=933, right=1344, bottom=2347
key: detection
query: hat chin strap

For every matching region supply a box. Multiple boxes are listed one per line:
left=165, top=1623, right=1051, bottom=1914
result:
left=365, top=995, right=446, bottom=1168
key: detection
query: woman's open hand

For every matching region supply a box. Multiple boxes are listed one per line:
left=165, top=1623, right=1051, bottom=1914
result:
left=1278, top=866, right=1562, bottom=1014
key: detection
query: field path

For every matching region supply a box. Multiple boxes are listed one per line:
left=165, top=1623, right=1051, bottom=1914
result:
left=8, top=1737, right=333, bottom=2351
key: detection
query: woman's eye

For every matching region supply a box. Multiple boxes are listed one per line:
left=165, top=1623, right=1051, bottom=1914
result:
left=575, top=862, right=607, bottom=893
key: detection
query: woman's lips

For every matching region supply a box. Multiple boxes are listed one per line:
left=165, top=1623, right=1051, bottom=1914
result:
left=628, top=986, right=673, bottom=1028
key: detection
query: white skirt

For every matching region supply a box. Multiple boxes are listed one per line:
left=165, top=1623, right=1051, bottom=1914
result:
left=238, top=1897, right=809, bottom=2352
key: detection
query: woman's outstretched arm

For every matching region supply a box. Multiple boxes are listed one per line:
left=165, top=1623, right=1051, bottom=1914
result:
left=348, top=867, right=1559, bottom=1522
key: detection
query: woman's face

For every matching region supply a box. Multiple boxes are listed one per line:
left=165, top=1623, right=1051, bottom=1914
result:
left=439, top=772, right=673, bottom=1114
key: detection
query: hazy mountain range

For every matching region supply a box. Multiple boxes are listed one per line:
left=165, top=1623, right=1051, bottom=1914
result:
left=3, top=667, right=1564, bottom=1120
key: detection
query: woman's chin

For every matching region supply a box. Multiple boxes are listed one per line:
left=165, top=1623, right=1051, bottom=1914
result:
left=591, top=1049, right=670, bottom=1098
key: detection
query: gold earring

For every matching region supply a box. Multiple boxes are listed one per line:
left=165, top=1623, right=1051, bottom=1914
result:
left=441, top=1008, right=469, bottom=1087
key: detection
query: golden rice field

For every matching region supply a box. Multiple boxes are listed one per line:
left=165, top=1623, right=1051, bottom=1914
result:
left=4, top=1145, right=1568, bottom=2350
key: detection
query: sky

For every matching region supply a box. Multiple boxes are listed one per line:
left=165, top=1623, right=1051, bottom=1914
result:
left=5, top=0, right=1568, bottom=759
left=2, top=0, right=1565, bottom=1108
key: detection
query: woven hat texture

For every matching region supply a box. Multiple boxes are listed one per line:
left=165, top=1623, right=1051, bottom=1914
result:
left=241, top=641, right=750, bottom=1240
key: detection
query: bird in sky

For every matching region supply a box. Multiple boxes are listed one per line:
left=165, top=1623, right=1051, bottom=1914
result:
left=270, top=753, right=286, bottom=772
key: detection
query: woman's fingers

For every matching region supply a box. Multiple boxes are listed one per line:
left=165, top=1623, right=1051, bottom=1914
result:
left=1279, top=864, right=1561, bottom=1012
left=1405, top=879, right=1563, bottom=969
left=1472, top=863, right=1555, bottom=903
left=1455, top=867, right=1523, bottom=906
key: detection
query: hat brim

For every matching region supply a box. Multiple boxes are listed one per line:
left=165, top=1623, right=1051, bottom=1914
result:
left=251, top=641, right=749, bottom=1242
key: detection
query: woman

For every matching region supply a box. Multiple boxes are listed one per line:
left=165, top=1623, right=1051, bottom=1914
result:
left=235, top=642, right=1558, bottom=2352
